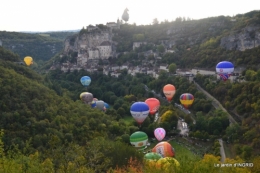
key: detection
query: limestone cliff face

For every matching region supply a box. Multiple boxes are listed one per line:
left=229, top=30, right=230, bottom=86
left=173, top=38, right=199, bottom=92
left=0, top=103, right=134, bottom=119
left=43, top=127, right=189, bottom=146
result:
left=63, top=27, right=114, bottom=67
left=220, top=26, right=260, bottom=51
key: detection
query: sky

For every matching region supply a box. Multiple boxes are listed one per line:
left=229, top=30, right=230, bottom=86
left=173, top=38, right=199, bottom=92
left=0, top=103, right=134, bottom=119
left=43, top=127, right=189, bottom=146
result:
left=1, top=0, right=259, bottom=32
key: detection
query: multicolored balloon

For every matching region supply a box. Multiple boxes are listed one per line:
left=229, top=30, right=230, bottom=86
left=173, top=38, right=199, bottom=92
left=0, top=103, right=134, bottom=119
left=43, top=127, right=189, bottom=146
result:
left=130, top=131, right=148, bottom=149
left=130, top=102, right=149, bottom=125
left=24, top=56, right=33, bottom=66
left=145, top=98, right=160, bottom=115
left=80, top=76, right=91, bottom=87
left=91, top=100, right=96, bottom=108
left=152, top=141, right=175, bottom=158
left=180, top=93, right=194, bottom=109
left=80, top=92, right=93, bottom=104
left=154, top=128, right=166, bottom=141
left=163, top=84, right=176, bottom=101
left=216, top=61, right=234, bottom=81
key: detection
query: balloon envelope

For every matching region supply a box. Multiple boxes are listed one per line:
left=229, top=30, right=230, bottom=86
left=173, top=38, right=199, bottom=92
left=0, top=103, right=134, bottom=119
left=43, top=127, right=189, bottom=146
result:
left=154, top=128, right=166, bottom=141
left=95, top=100, right=105, bottom=111
left=156, top=157, right=180, bottom=170
left=130, top=102, right=149, bottom=125
left=216, top=61, right=234, bottom=81
left=145, top=98, right=160, bottom=115
left=24, top=56, right=33, bottom=66
left=144, top=152, right=162, bottom=161
left=80, top=76, right=91, bottom=87
left=180, top=93, right=194, bottom=109
left=152, top=141, right=175, bottom=158
left=91, top=100, right=96, bottom=108
left=104, top=102, right=109, bottom=109
left=163, top=84, right=176, bottom=101
left=130, top=131, right=148, bottom=149
left=80, top=92, right=93, bottom=104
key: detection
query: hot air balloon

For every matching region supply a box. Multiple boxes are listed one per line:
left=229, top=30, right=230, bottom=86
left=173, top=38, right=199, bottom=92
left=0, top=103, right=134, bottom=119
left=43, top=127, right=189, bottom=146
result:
left=24, top=56, right=33, bottom=66
left=144, top=152, right=162, bottom=161
left=80, top=92, right=93, bottom=104
left=122, top=8, right=129, bottom=22
left=154, top=128, right=166, bottom=141
left=91, top=100, right=96, bottom=108
left=95, top=100, right=105, bottom=111
left=156, top=157, right=180, bottom=171
left=130, top=131, right=148, bottom=149
left=216, top=61, right=234, bottom=81
left=104, top=102, right=109, bottom=109
left=180, top=93, right=194, bottom=109
left=163, top=84, right=176, bottom=102
left=80, top=76, right=91, bottom=87
left=130, top=102, right=149, bottom=125
left=145, top=98, right=160, bottom=115
left=152, top=141, right=175, bottom=158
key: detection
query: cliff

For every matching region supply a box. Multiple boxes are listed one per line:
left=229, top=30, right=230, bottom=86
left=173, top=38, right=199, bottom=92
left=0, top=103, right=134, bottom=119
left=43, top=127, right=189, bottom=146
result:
left=220, top=25, right=260, bottom=51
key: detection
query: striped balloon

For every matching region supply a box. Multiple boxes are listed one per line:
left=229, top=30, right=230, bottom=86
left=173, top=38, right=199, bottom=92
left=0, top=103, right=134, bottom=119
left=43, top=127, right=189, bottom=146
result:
left=130, top=131, right=148, bottom=149
left=180, top=93, right=194, bottom=109
left=154, top=128, right=166, bottom=141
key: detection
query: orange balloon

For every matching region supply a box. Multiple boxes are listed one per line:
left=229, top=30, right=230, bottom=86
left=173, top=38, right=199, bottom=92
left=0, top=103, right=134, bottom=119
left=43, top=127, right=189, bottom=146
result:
left=145, top=98, right=160, bottom=115
left=152, top=141, right=175, bottom=158
left=163, top=84, right=176, bottom=101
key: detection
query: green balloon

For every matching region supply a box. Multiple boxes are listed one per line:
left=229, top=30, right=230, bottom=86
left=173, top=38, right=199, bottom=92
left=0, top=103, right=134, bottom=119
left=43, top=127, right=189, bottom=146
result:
left=144, top=152, right=162, bottom=161
left=130, top=131, right=148, bottom=149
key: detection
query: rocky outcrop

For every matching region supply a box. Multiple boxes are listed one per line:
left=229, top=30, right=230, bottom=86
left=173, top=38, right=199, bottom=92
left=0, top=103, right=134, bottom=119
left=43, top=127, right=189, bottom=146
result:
left=62, top=25, right=115, bottom=68
left=220, top=26, right=260, bottom=51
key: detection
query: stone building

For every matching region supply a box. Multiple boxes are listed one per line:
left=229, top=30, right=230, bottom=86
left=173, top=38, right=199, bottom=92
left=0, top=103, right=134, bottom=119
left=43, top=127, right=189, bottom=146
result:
left=97, top=41, right=113, bottom=59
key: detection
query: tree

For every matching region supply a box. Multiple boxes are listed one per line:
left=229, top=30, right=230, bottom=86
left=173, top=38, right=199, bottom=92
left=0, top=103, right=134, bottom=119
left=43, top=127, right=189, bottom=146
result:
left=153, top=18, right=159, bottom=25
left=157, top=45, right=165, bottom=53
left=168, top=63, right=177, bottom=74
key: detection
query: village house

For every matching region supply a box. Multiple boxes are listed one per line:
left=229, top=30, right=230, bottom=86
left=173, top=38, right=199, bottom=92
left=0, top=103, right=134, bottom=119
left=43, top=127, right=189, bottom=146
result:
left=106, top=19, right=121, bottom=30
left=159, top=64, right=169, bottom=72
left=133, top=42, right=147, bottom=50
left=97, top=41, right=113, bottom=59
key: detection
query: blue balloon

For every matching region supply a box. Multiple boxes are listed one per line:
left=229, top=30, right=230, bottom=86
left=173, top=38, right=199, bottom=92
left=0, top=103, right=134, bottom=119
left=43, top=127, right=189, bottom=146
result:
left=130, top=102, right=149, bottom=124
left=91, top=100, right=96, bottom=108
left=104, top=102, right=109, bottom=109
left=80, top=76, right=91, bottom=87
left=216, top=61, right=234, bottom=81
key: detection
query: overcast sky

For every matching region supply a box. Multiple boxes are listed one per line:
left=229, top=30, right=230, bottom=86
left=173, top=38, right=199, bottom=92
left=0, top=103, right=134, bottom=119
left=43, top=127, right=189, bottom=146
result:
left=1, top=0, right=259, bottom=32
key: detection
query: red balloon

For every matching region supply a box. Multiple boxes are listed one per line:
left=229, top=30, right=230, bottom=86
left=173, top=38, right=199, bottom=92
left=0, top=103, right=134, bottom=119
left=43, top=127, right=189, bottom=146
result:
left=145, top=98, right=160, bottom=115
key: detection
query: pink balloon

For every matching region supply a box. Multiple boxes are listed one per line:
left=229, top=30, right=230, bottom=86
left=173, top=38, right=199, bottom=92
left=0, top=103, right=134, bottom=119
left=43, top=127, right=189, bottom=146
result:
left=154, top=128, right=166, bottom=141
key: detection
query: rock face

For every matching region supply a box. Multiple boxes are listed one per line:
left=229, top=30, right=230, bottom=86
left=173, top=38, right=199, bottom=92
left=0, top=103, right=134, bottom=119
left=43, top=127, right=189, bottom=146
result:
left=63, top=25, right=116, bottom=67
left=220, top=26, right=260, bottom=51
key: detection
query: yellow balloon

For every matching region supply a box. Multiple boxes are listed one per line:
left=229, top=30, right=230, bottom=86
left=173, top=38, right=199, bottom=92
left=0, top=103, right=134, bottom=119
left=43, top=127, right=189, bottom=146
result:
left=24, top=56, right=33, bottom=66
left=156, top=157, right=180, bottom=172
